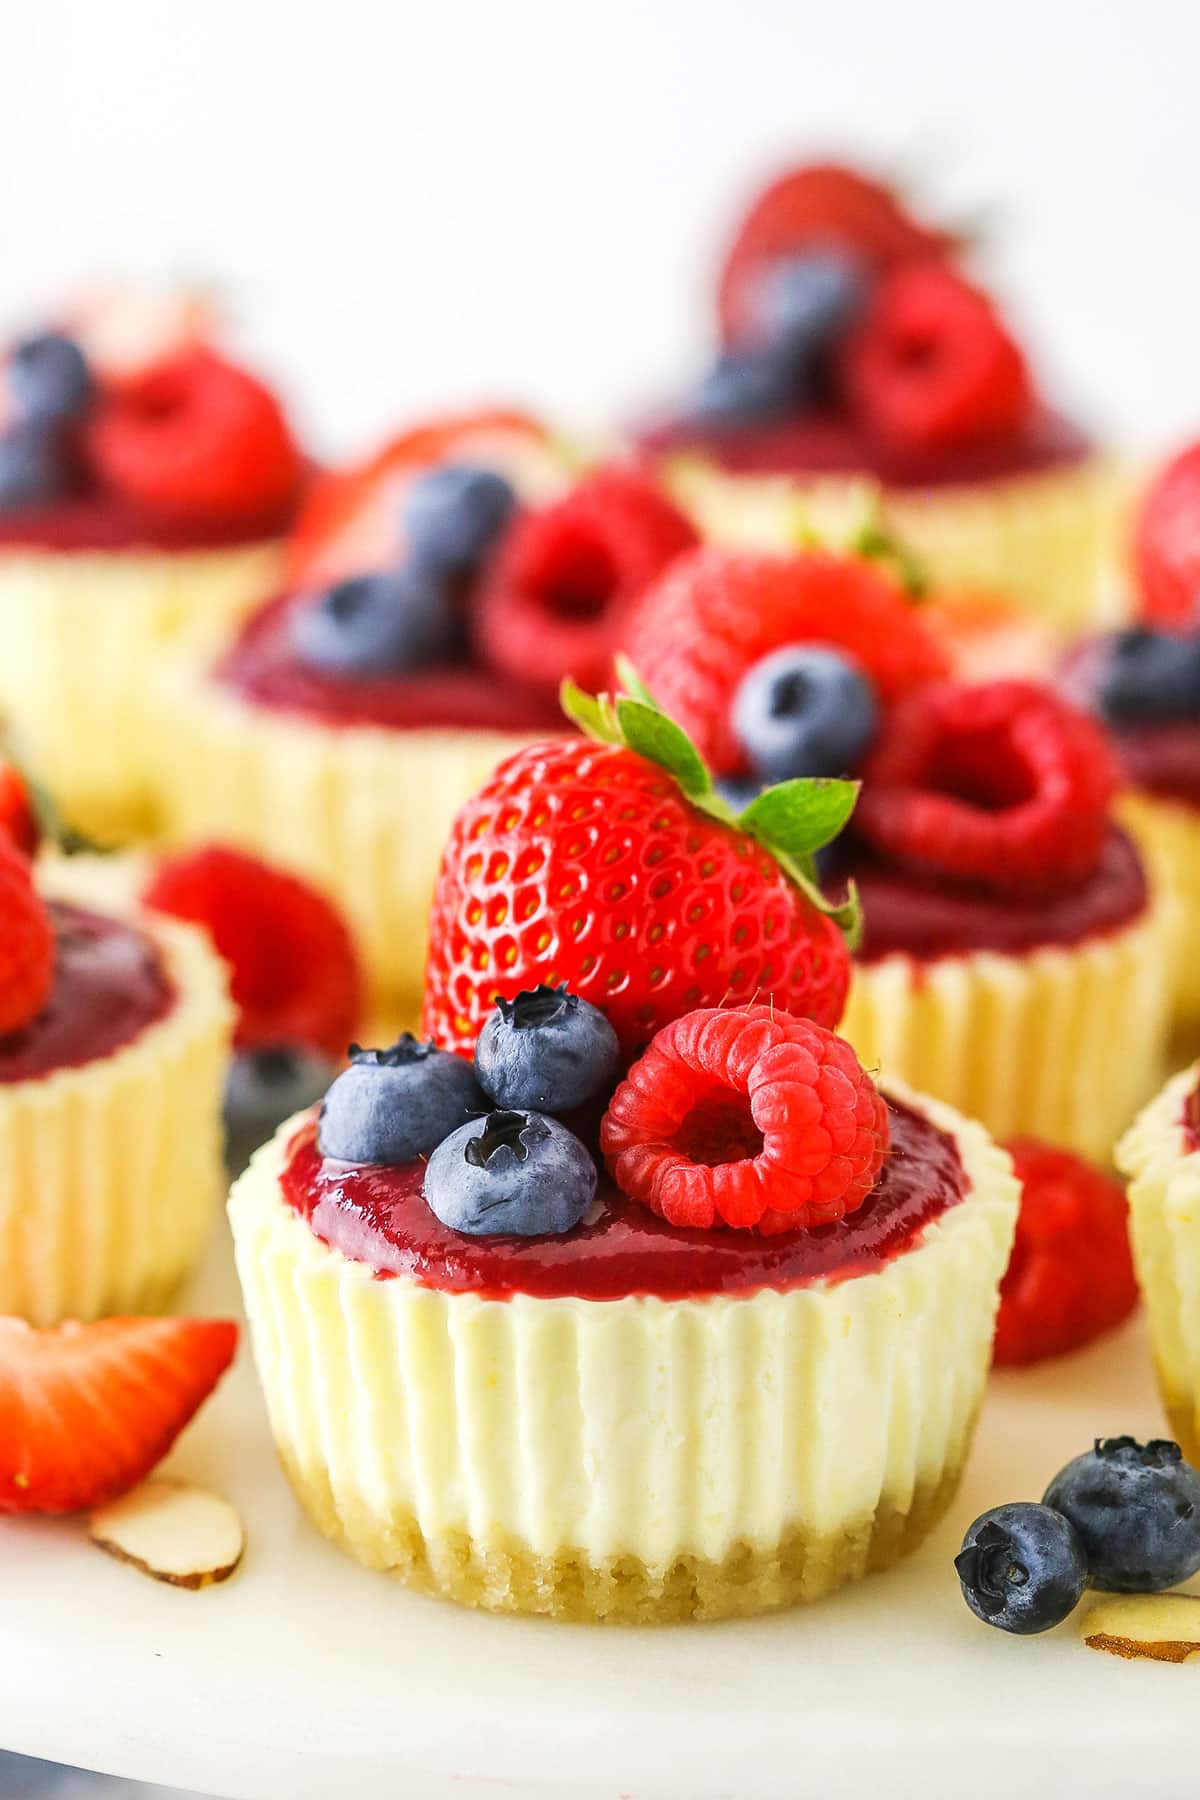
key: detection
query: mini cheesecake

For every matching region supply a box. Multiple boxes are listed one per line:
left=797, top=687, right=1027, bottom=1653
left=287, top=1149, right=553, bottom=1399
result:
left=231, top=1080, right=1017, bottom=1622
left=0, top=861, right=233, bottom=1324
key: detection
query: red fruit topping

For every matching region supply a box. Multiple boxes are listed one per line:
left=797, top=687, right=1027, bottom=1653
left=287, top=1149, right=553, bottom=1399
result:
left=287, top=409, right=553, bottom=588
left=142, top=845, right=361, bottom=1058
left=718, top=161, right=955, bottom=345
left=1134, top=441, right=1200, bottom=627
left=854, top=679, right=1117, bottom=898
left=994, top=1140, right=1138, bottom=1366
left=625, top=546, right=948, bottom=774
left=472, top=466, right=698, bottom=696
left=0, top=762, right=38, bottom=858
left=846, top=264, right=1032, bottom=451
left=601, top=1005, right=889, bottom=1234
left=86, top=347, right=301, bottom=524
left=0, top=841, right=54, bottom=1036
left=0, top=1314, right=237, bottom=1515
left=422, top=736, right=851, bottom=1061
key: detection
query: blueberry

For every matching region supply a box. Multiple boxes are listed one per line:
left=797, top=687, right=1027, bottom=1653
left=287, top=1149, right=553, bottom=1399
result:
left=318, top=1036, right=485, bottom=1165
left=224, top=1042, right=337, bottom=1171
left=955, top=1503, right=1088, bottom=1635
left=685, top=350, right=799, bottom=429
left=1043, top=1436, right=1200, bottom=1592
left=0, top=424, right=70, bottom=510
left=291, top=566, right=454, bottom=676
left=7, top=332, right=92, bottom=424
left=474, top=984, right=620, bottom=1114
left=743, top=250, right=867, bottom=375
left=1095, top=628, right=1200, bottom=726
left=403, top=463, right=516, bottom=575
left=424, top=1108, right=596, bottom=1236
left=732, top=643, right=879, bottom=781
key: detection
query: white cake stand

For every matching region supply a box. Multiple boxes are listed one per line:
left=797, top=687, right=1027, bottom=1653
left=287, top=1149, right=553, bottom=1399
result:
left=0, top=1230, right=1194, bottom=1800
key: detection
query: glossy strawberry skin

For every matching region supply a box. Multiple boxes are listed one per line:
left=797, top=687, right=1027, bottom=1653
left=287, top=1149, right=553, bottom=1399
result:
left=0, top=763, right=39, bottom=858
left=1134, top=441, right=1200, bottom=628
left=422, top=738, right=851, bottom=1060
left=0, top=839, right=54, bottom=1037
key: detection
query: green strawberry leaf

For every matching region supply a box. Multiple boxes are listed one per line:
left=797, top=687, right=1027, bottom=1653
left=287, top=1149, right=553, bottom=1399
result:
left=739, top=778, right=859, bottom=861
left=614, top=698, right=711, bottom=800
left=850, top=517, right=929, bottom=600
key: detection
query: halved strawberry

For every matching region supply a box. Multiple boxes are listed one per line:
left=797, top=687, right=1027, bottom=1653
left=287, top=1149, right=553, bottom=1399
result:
left=0, top=1315, right=238, bottom=1515
left=286, top=410, right=566, bottom=589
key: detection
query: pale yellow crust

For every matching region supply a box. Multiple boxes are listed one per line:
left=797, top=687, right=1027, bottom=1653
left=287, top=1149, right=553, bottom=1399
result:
left=1119, top=789, right=1200, bottom=1028
left=229, top=1085, right=1018, bottom=1622
left=840, top=895, right=1173, bottom=1164
left=663, top=453, right=1132, bottom=633
left=0, top=538, right=283, bottom=842
left=0, top=867, right=234, bottom=1325
left=151, top=659, right=546, bottom=1010
left=1117, top=1064, right=1200, bottom=1464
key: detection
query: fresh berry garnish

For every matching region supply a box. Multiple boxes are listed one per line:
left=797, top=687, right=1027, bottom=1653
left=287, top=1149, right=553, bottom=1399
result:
left=0, top=762, right=39, bottom=858
left=738, top=249, right=867, bottom=375
left=625, top=546, right=947, bottom=776
left=290, top=567, right=455, bottom=677
left=7, top=332, right=92, bottom=424
left=0, top=841, right=54, bottom=1037
left=1134, top=441, right=1200, bottom=628
left=955, top=1504, right=1088, bottom=1635
left=474, top=984, right=620, bottom=1114
left=718, top=161, right=955, bottom=346
left=0, top=423, right=71, bottom=510
left=422, top=675, right=858, bottom=1059
left=994, top=1140, right=1138, bottom=1367
left=853, top=679, right=1118, bottom=898
left=224, top=1043, right=338, bottom=1170
left=732, top=644, right=879, bottom=781
left=402, top=463, right=517, bottom=576
left=1043, top=1438, right=1200, bottom=1594
left=1093, top=627, right=1200, bottom=726
left=684, top=349, right=798, bottom=429
left=0, top=1315, right=237, bottom=1515
left=318, top=1036, right=485, bottom=1165
left=86, top=347, right=300, bottom=523
left=472, top=466, right=698, bottom=695
left=846, top=263, right=1032, bottom=450
left=601, top=1004, right=889, bottom=1234
left=142, top=845, right=361, bottom=1058
left=423, top=1108, right=596, bottom=1237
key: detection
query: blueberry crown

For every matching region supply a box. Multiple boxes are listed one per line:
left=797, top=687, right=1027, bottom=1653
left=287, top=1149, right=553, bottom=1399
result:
left=464, top=1109, right=549, bottom=1168
left=349, top=1034, right=438, bottom=1068
left=497, top=984, right=576, bottom=1031
left=1094, top=1435, right=1182, bottom=1467
left=953, top=1522, right=1022, bottom=1617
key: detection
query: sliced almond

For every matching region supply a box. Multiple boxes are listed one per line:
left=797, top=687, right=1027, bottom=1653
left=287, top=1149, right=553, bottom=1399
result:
left=1081, top=1593, right=1200, bottom=1662
left=89, top=1479, right=244, bottom=1589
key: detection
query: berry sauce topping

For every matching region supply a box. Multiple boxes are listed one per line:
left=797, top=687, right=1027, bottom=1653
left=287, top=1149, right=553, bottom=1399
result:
left=279, top=1093, right=965, bottom=1301
left=0, top=902, right=174, bottom=1085
left=0, top=487, right=300, bottom=555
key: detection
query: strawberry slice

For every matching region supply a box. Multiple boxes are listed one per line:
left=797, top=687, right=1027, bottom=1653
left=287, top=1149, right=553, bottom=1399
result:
left=0, top=1315, right=238, bottom=1515
left=286, top=409, right=564, bottom=588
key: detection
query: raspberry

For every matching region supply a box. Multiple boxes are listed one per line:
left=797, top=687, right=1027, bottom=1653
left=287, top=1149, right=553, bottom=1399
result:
left=846, top=263, right=1032, bottom=450
left=86, top=347, right=301, bottom=524
left=142, top=846, right=361, bottom=1057
left=1134, top=442, right=1200, bottom=627
left=0, top=762, right=38, bottom=858
left=854, top=679, right=1118, bottom=897
left=718, top=161, right=955, bottom=345
left=625, top=546, right=948, bottom=774
left=0, top=840, right=54, bottom=1036
left=600, top=1005, right=889, bottom=1234
left=472, top=466, right=698, bottom=695
left=994, top=1140, right=1138, bottom=1366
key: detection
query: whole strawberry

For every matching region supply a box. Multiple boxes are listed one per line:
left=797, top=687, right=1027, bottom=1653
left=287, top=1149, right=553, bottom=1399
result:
left=422, top=671, right=858, bottom=1059
left=1134, top=441, right=1200, bottom=628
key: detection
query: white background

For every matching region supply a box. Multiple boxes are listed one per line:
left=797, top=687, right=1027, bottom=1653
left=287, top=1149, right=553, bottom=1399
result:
left=2, top=0, right=1196, bottom=460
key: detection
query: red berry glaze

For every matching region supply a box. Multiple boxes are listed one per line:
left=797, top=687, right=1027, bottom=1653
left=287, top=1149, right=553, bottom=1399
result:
left=473, top=466, right=698, bottom=696
left=625, top=546, right=948, bottom=774
left=854, top=679, right=1118, bottom=898
left=718, top=161, right=955, bottom=346
left=87, top=347, right=301, bottom=524
left=846, top=264, right=1032, bottom=451
left=1134, top=441, right=1200, bottom=627
left=993, top=1139, right=1138, bottom=1366
left=601, top=1004, right=889, bottom=1234
left=0, top=841, right=54, bottom=1037
left=421, top=737, right=851, bottom=1060
left=0, top=1314, right=237, bottom=1515
left=0, top=763, right=38, bottom=858
left=142, top=845, right=361, bottom=1058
